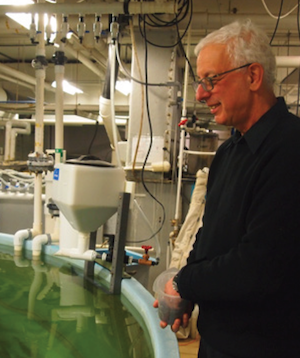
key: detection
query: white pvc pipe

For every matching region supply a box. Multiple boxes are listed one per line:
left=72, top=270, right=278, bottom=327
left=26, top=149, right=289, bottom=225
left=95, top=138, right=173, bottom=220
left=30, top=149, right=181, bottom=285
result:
left=4, top=121, right=12, bottom=162
left=0, top=63, right=55, bottom=93
left=35, top=70, right=45, bottom=154
left=55, top=65, right=65, bottom=164
left=51, top=216, right=60, bottom=243
left=10, top=122, right=31, bottom=161
left=4, top=120, right=31, bottom=161
left=31, top=216, right=60, bottom=258
left=0, top=2, right=176, bottom=15
left=31, top=11, right=46, bottom=237
left=182, top=28, right=191, bottom=116
left=183, top=150, right=216, bottom=156
left=55, top=248, right=98, bottom=261
left=174, top=29, right=192, bottom=229
left=109, top=42, right=122, bottom=167
left=188, top=13, right=300, bottom=31
left=55, top=231, right=97, bottom=261
left=99, top=96, right=121, bottom=146
left=276, top=56, right=300, bottom=68
left=0, top=43, right=104, bottom=91
left=32, top=234, right=50, bottom=257
left=174, top=128, right=185, bottom=225
left=33, top=174, right=43, bottom=235
left=0, top=73, right=34, bottom=91
left=64, top=43, right=105, bottom=78
left=14, top=229, right=32, bottom=253
left=77, top=232, right=89, bottom=254
left=66, top=34, right=107, bottom=73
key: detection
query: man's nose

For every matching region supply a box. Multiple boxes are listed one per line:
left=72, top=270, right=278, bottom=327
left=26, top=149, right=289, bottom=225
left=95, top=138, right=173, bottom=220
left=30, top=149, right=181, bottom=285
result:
left=195, top=85, right=210, bottom=102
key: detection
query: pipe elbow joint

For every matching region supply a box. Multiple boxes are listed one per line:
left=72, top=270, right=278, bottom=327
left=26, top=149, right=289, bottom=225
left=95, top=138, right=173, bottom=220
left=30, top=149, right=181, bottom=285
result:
left=14, top=229, right=32, bottom=253
left=32, top=234, right=51, bottom=257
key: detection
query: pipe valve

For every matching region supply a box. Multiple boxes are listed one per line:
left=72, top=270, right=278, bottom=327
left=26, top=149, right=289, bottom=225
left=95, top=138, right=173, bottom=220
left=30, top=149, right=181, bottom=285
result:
left=31, top=56, right=48, bottom=70
left=61, top=15, right=70, bottom=43
left=53, top=51, right=67, bottom=66
left=93, top=15, right=102, bottom=42
left=45, top=15, right=53, bottom=45
left=29, top=21, right=39, bottom=45
left=110, top=17, right=119, bottom=43
left=138, top=245, right=153, bottom=266
left=27, top=152, right=54, bottom=173
left=77, top=15, right=86, bottom=44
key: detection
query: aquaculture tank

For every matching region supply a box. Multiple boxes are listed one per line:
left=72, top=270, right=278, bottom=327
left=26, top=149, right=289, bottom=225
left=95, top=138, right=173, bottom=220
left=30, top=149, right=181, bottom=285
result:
left=0, top=233, right=180, bottom=358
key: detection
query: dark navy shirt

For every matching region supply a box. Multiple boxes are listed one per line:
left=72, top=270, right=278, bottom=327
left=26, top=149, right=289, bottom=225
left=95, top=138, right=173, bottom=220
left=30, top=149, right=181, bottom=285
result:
left=177, top=97, right=300, bottom=358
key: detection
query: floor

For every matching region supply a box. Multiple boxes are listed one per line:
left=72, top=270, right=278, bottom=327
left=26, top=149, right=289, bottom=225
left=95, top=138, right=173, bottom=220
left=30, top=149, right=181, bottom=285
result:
left=178, top=335, right=200, bottom=358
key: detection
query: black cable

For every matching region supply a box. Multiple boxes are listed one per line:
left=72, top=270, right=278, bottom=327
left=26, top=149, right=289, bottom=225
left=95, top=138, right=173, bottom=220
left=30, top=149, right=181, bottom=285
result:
left=176, top=20, right=196, bottom=81
left=145, top=0, right=189, bottom=28
left=269, top=0, right=284, bottom=45
left=116, top=0, right=194, bottom=86
left=126, top=1, right=195, bottom=243
left=138, top=0, right=193, bottom=49
left=140, top=15, right=191, bottom=48
left=133, top=14, right=166, bottom=244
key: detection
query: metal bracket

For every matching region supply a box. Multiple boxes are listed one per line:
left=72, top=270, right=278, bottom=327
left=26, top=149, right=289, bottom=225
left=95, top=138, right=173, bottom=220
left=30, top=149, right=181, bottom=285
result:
left=109, top=192, right=130, bottom=294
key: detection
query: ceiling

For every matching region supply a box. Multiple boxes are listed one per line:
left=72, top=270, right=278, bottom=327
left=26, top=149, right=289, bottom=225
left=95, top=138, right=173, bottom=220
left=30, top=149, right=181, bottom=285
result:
left=0, top=0, right=299, bottom=120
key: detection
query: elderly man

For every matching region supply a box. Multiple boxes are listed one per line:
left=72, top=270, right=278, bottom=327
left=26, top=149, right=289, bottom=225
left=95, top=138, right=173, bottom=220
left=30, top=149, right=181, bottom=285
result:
left=155, top=20, right=300, bottom=358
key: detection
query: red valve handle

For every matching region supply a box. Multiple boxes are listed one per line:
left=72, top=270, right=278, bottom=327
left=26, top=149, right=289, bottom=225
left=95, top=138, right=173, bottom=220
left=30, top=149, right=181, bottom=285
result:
left=141, top=245, right=152, bottom=254
left=178, top=118, right=188, bottom=127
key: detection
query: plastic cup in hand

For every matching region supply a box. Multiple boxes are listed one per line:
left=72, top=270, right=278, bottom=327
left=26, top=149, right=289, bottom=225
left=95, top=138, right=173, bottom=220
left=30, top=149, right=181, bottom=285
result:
left=153, top=268, right=189, bottom=325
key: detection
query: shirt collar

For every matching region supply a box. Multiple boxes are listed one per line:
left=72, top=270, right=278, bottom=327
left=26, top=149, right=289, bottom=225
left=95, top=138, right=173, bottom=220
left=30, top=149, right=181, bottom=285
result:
left=231, top=97, right=289, bottom=154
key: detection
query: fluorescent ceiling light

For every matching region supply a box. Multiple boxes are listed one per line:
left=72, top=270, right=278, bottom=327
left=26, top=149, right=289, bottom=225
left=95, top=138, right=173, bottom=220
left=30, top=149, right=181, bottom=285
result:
left=6, top=12, right=56, bottom=31
left=4, top=0, right=34, bottom=29
left=6, top=13, right=31, bottom=29
left=116, top=80, right=131, bottom=96
left=6, top=5, right=57, bottom=43
left=52, top=80, right=83, bottom=95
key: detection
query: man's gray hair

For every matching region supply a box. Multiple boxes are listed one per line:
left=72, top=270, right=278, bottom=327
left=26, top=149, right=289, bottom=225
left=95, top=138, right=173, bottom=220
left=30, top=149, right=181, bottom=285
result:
left=194, top=20, right=276, bottom=89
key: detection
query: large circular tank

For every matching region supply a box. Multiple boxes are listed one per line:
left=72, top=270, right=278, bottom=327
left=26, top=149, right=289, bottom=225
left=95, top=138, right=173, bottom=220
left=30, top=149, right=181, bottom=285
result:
left=0, top=233, right=180, bottom=358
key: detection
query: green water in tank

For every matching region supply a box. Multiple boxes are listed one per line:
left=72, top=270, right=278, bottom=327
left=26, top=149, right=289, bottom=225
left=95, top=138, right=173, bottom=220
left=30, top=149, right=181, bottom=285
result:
left=0, top=246, right=154, bottom=358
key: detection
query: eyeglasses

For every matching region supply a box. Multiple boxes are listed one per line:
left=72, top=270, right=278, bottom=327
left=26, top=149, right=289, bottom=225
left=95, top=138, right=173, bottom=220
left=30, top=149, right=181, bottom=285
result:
left=192, top=63, right=252, bottom=92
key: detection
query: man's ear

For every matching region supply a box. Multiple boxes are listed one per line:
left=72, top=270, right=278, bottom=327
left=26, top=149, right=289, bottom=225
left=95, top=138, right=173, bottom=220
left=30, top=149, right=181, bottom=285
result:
left=247, top=63, right=264, bottom=91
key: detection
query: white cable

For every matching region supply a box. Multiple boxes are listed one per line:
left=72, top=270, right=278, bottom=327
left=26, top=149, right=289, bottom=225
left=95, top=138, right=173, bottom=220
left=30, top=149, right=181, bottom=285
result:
left=261, top=0, right=299, bottom=19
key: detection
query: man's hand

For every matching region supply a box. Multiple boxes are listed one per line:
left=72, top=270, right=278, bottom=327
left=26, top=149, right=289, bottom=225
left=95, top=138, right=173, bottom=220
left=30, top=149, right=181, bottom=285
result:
left=153, top=277, right=193, bottom=333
